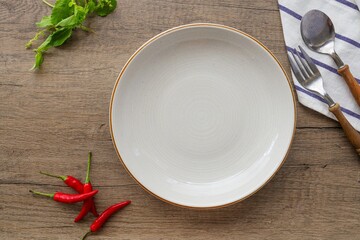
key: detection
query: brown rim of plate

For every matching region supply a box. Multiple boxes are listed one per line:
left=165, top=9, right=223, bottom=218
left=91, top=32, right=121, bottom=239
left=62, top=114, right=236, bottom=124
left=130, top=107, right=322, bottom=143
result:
left=109, top=23, right=297, bottom=210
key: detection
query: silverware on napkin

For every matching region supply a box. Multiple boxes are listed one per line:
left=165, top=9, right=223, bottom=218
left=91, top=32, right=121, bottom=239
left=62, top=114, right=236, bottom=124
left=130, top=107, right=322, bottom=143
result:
left=289, top=46, right=360, bottom=155
left=301, top=9, right=360, bottom=107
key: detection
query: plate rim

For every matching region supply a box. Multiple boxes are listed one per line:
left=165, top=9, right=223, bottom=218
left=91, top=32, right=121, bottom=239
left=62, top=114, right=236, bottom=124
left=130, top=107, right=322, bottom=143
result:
left=109, top=23, right=297, bottom=209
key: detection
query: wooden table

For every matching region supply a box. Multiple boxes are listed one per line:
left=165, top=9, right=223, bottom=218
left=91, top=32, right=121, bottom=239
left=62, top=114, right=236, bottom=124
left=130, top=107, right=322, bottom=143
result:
left=1, top=1, right=359, bottom=239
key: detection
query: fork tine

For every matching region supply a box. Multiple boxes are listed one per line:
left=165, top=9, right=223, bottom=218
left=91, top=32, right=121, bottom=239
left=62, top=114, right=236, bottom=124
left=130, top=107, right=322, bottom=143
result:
left=288, top=52, right=305, bottom=84
left=292, top=49, right=310, bottom=79
left=294, top=48, right=313, bottom=77
left=299, top=46, right=320, bottom=74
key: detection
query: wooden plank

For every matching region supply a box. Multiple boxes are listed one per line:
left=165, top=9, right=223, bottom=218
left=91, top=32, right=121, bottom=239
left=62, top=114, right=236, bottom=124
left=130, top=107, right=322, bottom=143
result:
left=1, top=129, right=359, bottom=239
left=0, top=0, right=359, bottom=239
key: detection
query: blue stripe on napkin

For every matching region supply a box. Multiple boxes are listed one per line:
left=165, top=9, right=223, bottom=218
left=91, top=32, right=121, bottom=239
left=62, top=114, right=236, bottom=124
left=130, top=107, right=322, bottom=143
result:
left=335, top=0, right=359, bottom=10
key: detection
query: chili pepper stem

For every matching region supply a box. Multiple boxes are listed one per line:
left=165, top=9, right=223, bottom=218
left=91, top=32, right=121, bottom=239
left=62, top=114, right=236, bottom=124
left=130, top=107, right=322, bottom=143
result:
left=29, top=190, right=54, bottom=198
left=40, top=171, right=67, bottom=181
left=42, top=0, right=54, bottom=8
left=85, top=152, right=92, bottom=184
left=82, top=231, right=91, bottom=240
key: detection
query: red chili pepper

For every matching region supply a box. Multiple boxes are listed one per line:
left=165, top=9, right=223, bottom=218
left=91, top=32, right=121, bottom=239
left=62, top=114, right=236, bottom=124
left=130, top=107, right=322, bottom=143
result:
left=40, top=171, right=84, bottom=193
left=40, top=155, right=99, bottom=217
left=82, top=200, right=131, bottom=240
left=74, top=152, right=98, bottom=222
left=29, top=189, right=98, bottom=204
left=75, top=184, right=93, bottom=222
left=90, top=199, right=99, bottom=217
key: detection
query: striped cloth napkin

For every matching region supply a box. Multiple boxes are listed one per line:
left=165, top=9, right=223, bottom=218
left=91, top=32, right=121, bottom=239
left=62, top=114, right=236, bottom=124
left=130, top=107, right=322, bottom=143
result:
left=278, top=0, right=360, bottom=131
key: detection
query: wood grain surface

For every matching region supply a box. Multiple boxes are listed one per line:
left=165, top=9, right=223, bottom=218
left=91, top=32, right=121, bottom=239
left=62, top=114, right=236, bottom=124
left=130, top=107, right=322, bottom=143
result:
left=1, top=0, right=359, bottom=239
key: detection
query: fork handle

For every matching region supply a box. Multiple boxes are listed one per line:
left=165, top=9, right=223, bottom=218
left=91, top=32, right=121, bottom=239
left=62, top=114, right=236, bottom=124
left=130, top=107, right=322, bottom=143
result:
left=329, top=103, right=360, bottom=155
left=338, top=65, right=360, bottom=107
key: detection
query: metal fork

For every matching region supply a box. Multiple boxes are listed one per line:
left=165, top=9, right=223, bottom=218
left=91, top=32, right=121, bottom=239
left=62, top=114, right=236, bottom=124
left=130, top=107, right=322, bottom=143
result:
left=289, top=46, right=360, bottom=155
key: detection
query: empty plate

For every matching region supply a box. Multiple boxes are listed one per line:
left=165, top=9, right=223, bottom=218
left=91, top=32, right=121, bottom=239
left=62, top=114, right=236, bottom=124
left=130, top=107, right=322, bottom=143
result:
left=110, top=23, right=296, bottom=208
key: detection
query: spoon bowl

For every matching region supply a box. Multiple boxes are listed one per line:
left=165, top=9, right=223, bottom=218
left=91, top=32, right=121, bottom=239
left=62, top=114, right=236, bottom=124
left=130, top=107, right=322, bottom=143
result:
left=300, top=9, right=343, bottom=67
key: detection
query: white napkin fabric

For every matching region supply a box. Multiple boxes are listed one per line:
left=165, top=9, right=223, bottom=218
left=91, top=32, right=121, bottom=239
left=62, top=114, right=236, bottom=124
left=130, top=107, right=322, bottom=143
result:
left=356, top=0, right=360, bottom=8
left=278, top=0, right=360, bottom=131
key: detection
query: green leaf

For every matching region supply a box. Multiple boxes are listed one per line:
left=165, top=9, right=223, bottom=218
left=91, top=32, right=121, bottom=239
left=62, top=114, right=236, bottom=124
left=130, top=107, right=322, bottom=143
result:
left=32, top=51, right=44, bottom=70
left=33, top=28, right=73, bottom=68
left=56, top=15, right=78, bottom=28
left=95, top=0, right=117, bottom=17
left=36, top=15, right=53, bottom=28
left=56, top=5, right=87, bottom=28
left=37, top=34, right=53, bottom=52
left=86, top=0, right=97, bottom=14
left=50, top=28, right=73, bottom=47
left=51, top=0, right=74, bottom=25
left=37, top=28, right=73, bottom=52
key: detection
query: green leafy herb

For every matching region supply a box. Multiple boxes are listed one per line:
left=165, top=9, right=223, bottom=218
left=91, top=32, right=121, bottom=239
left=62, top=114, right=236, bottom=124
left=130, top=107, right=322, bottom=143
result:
left=26, top=30, right=46, bottom=49
left=51, top=0, right=74, bottom=24
left=32, top=52, right=44, bottom=70
left=36, top=16, right=52, bottom=28
left=95, top=0, right=117, bottom=17
left=27, top=0, right=118, bottom=69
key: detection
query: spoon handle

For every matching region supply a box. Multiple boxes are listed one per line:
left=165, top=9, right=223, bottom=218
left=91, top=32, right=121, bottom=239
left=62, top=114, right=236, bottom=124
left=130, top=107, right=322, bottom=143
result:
left=329, top=103, right=360, bottom=155
left=338, top=65, right=360, bottom=107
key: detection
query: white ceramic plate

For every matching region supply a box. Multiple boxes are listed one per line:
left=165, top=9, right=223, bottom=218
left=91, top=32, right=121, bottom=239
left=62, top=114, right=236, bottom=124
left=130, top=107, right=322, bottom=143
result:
left=110, top=23, right=296, bottom=209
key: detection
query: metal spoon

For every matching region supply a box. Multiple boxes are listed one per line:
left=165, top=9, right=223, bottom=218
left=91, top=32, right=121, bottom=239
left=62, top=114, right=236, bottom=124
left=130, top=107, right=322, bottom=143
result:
left=301, top=9, right=360, bottom=107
